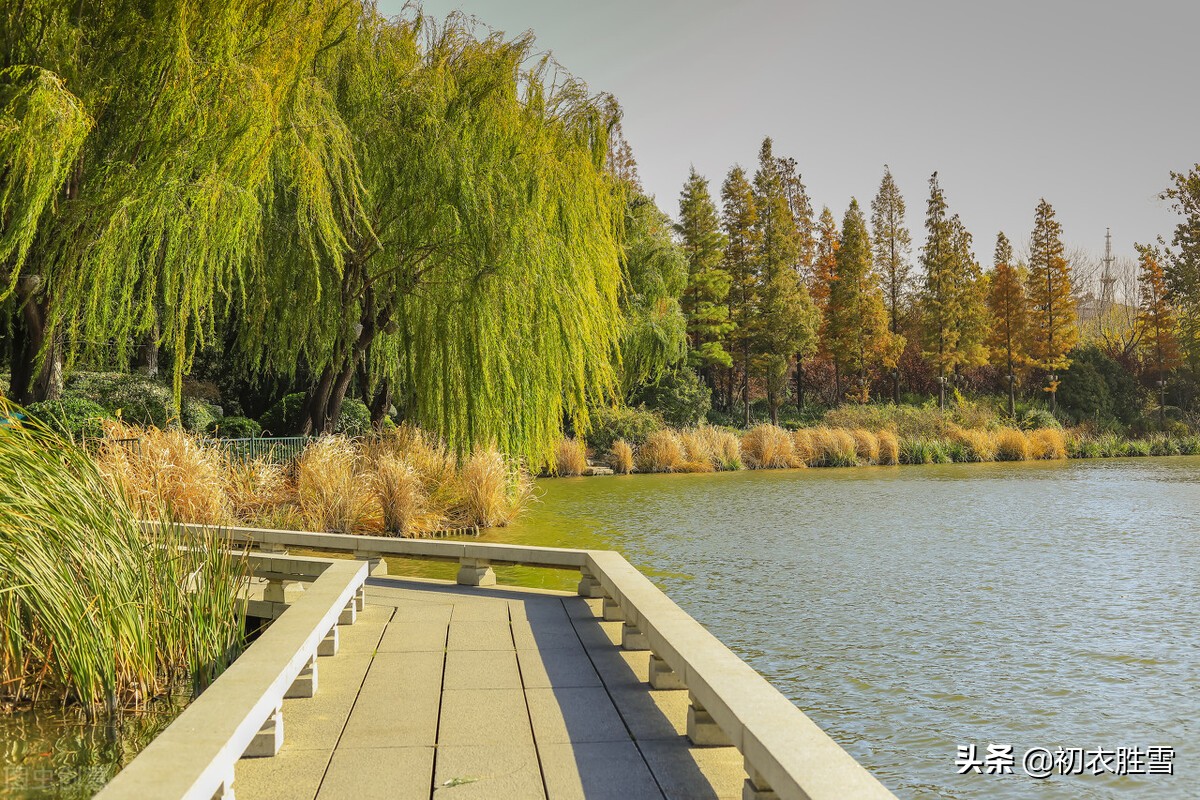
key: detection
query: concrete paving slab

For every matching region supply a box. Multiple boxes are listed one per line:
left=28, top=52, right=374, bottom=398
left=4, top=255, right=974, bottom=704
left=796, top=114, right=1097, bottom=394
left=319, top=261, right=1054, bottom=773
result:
left=565, top=598, right=602, bottom=620
left=385, top=602, right=455, bottom=625
left=235, top=748, right=329, bottom=800
left=509, top=598, right=570, bottom=623
left=432, top=743, right=544, bottom=799
left=377, top=621, right=449, bottom=653
left=539, top=741, right=663, bottom=800
left=525, top=687, right=629, bottom=744
left=317, top=745, right=434, bottom=800
left=281, top=652, right=375, bottom=751
left=444, top=650, right=522, bottom=690
left=447, top=620, right=513, bottom=651
left=569, top=618, right=622, bottom=650
left=607, top=686, right=688, bottom=741
left=448, top=601, right=512, bottom=622
left=516, top=648, right=601, bottom=689
left=338, top=652, right=443, bottom=748
left=511, top=620, right=585, bottom=652
left=438, top=689, right=534, bottom=746
left=636, top=739, right=745, bottom=800
left=585, top=647, right=650, bottom=689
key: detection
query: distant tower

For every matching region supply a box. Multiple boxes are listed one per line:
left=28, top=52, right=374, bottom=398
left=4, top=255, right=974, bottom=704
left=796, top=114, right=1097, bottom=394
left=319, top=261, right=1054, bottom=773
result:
left=1099, top=228, right=1117, bottom=313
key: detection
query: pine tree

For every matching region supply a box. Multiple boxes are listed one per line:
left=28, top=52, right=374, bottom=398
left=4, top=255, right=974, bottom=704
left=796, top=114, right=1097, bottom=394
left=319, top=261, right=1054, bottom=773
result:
left=870, top=166, right=911, bottom=402
left=920, top=172, right=959, bottom=407
left=1026, top=199, right=1078, bottom=412
left=949, top=214, right=990, bottom=372
left=1135, top=243, right=1181, bottom=429
left=826, top=199, right=894, bottom=403
left=678, top=169, right=733, bottom=397
left=778, top=156, right=818, bottom=408
left=986, top=232, right=1029, bottom=417
left=721, top=166, right=761, bottom=425
left=752, top=138, right=818, bottom=423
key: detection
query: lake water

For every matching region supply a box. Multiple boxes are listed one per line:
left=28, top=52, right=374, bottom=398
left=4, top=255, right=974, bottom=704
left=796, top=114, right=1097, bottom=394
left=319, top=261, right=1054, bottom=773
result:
left=442, top=457, right=1199, bottom=799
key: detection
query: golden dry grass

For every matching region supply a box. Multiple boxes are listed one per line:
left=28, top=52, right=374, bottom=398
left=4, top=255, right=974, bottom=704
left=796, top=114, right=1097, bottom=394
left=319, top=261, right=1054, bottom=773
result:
left=994, top=428, right=1030, bottom=461
left=809, top=427, right=858, bottom=467
left=791, top=429, right=816, bottom=466
left=849, top=428, right=880, bottom=464
left=877, top=430, right=900, bottom=465
left=609, top=439, right=634, bottom=474
left=458, top=448, right=533, bottom=528
left=740, top=424, right=796, bottom=469
left=1027, top=428, right=1067, bottom=460
left=554, top=437, right=588, bottom=476
left=636, top=429, right=685, bottom=473
left=373, top=454, right=437, bottom=535
left=948, top=425, right=998, bottom=462
left=297, top=436, right=380, bottom=534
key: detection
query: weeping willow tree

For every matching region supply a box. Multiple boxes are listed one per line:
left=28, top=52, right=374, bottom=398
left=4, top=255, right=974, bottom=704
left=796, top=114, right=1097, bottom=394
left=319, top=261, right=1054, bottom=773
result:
left=0, top=0, right=365, bottom=405
left=239, top=11, right=626, bottom=463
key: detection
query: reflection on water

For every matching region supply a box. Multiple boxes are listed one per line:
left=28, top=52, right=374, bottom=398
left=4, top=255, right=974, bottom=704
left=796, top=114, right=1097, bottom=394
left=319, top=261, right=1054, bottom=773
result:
left=467, top=457, right=1199, bottom=799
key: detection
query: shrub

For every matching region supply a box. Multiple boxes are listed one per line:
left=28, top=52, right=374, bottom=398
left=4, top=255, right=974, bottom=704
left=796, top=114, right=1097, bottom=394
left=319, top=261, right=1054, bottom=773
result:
left=877, top=430, right=900, bottom=465
left=993, top=428, right=1030, bottom=461
left=65, top=371, right=177, bottom=428
left=630, top=367, right=712, bottom=427
left=207, top=415, right=262, bottom=438
left=1147, top=435, right=1180, bottom=457
left=336, top=398, right=372, bottom=436
left=1020, top=408, right=1061, bottom=431
left=1178, top=436, right=1200, bottom=456
left=636, top=429, right=685, bottom=473
left=1124, top=439, right=1151, bottom=457
left=1027, top=428, right=1067, bottom=460
left=810, top=427, right=857, bottom=467
left=25, top=397, right=111, bottom=441
left=849, top=429, right=880, bottom=464
left=609, top=439, right=634, bottom=474
left=899, top=437, right=951, bottom=465
left=1057, top=345, right=1141, bottom=426
left=260, top=393, right=307, bottom=436
left=181, top=397, right=222, bottom=433
left=585, top=405, right=663, bottom=452
left=554, top=438, right=588, bottom=476
left=740, top=424, right=796, bottom=469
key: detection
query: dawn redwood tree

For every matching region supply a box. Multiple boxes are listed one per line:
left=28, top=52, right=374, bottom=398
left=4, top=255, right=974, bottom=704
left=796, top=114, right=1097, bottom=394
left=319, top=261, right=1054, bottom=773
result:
left=678, top=168, right=733, bottom=398
left=752, top=138, right=818, bottom=423
left=1161, top=166, right=1200, bottom=381
left=870, top=166, right=912, bottom=402
left=949, top=213, right=989, bottom=374
left=778, top=155, right=818, bottom=407
left=826, top=199, right=895, bottom=403
left=720, top=166, right=761, bottom=425
left=1026, top=199, right=1078, bottom=412
left=986, top=232, right=1030, bottom=416
left=1135, top=243, right=1181, bottom=429
left=808, top=207, right=840, bottom=404
left=920, top=172, right=960, bottom=408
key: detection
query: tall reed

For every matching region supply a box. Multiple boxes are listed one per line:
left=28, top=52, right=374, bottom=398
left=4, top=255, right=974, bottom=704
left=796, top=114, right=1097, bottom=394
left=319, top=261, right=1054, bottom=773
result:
left=0, top=410, right=246, bottom=711
left=608, top=439, right=635, bottom=474
left=877, top=430, right=900, bottom=465
left=636, top=429, right=685, bottom=472
left=297, top=436, right=380, bottom=533
left=554, top=437, right=588, bottom=476
left=740, top=424, right=797, bottom=469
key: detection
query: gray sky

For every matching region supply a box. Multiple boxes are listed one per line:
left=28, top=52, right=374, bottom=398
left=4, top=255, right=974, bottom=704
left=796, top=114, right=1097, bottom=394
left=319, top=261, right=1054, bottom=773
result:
left=381, top=0, right=1198, bottom=267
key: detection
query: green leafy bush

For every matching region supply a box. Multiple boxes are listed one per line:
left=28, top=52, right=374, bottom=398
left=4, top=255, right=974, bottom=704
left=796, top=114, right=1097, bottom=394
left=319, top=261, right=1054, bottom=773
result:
left=181, top=397, right=222, bottom=433
left=630, top=367, right=711, bottom=428
left=207, top=416, right=262, bottom=439
left=584, top=405, right=663, bottom=452
left=1057, top=346, right=1140, bottom=426
left=25, top=398, right=112, bottom=440
left=260, top=393, right=370, bottom=436
left=65, top=372, right=176, bottom=427
left=1020, top=408, right=1061, bottom=431
left=336, top=398, right=372, bottom=436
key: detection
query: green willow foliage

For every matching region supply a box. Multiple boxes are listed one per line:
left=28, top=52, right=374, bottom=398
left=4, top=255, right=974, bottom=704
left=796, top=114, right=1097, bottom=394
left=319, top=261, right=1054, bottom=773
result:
left=1, top=3, right=626, bottom=464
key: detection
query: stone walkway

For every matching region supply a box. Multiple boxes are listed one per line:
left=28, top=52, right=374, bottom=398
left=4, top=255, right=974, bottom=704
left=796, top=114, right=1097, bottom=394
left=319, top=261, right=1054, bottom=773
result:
left=235, top=577, right=744, bottom=799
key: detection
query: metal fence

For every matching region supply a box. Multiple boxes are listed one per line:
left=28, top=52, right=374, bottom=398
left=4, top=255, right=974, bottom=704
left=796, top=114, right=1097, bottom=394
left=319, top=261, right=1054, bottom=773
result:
left=207, top=436, right=313, bottom=464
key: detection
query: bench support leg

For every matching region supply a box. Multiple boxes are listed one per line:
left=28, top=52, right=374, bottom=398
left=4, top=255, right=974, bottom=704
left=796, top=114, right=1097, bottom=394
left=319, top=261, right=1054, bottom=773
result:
left=621, top=621, right=650, bottom=651
left=286, top=654, right=318, bottom=698
left=243, top=705, right=283, bottom=758
left=648, top=654, right=685, bottom=690
left=318, top=625, right=339, bottom=657
left=743, top=759, right=779, bottom=800
left=602, top=596, right=625, bottom=621
left=456, top=558, right=496, bottom=587
left=687, top=694, right=731, bottom=747
left=577, top=567, right=604, bottom=598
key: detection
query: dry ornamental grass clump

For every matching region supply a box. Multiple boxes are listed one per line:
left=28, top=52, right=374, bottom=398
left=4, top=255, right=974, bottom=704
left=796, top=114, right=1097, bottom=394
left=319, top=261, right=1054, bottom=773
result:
left=677, top=429, right=717, bottom=472
left=876, top=430, right=900, bottom=465
left=849, top=428, right=880, bottom=464
left=994, top=428, right=1031, bottom=461
left=554, top=437, right=588, bottom=476
left=1028, top=428, right=1067, bottom=460
left=810, top=427, right=858, bottom=467
left=608, top=439, right=635, bottom=474
left=636, top=429, right=685, bottom=472
left=297, top=436, right=381, bottom=534
left=792, top=429, right=816, bottom=466
left=948, top=425, right=998, bottom=462
left=458, top=448, right=534, bottom=528
left=740, top=424, right=796, bottom=469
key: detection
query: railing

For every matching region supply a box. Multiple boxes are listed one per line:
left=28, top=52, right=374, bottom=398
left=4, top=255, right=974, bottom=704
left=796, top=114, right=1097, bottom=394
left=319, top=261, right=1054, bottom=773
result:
left=161, top=523, right=896, bottom=800
left=96, top=551, right=367, bottom=800
left=207, top=436, right=313, bottom=464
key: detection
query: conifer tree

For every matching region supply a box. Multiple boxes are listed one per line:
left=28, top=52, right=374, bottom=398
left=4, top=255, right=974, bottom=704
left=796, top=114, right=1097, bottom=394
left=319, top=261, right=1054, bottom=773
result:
left=678, top=169, right=733, bottom=396
left=752, top=138, right=818, bottom=423
left=949, top=214, right=990, bottom=372
left=779, top=155, right=818, bottom=407
left=721, top=166, right=761, bottom=425
left=806, top=207, right=840, bottom=404
left=1135, top=243, right=1181, bottom=429
left=870, top=166, right=911, bottom=402
left=920, top=172, right=959, bottom=408
left=1161, top=166, right=1200, bottom=375
left=826, top=199, right=894, bottom=402
left=1026, top=199, right=1078, bottom=412
left=986, top=232, right=1029, bottom=416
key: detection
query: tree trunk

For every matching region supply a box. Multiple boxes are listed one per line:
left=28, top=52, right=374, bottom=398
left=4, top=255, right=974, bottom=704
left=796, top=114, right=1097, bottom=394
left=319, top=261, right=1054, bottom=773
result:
left=135, top=318, right=160, bottom=377
left=11, top=276, right=62, bottom=404
left=794, top=355, right=805, bottom=409
left=370, top=379, right=392, bottom=431
left=833, top=363, right=842, bottom=407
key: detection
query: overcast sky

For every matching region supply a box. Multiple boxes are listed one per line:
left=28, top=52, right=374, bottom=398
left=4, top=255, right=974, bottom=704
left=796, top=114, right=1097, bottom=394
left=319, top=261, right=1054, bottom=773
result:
left=380, top=0, right=1198, bottom=266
